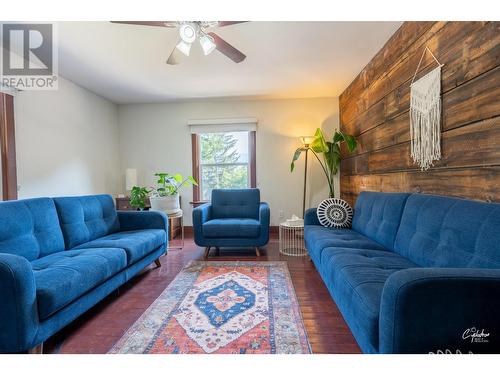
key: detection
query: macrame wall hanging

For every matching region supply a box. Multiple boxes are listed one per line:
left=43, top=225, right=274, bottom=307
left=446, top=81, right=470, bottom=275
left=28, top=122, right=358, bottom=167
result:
left=410, top=46, right=444, bottom=171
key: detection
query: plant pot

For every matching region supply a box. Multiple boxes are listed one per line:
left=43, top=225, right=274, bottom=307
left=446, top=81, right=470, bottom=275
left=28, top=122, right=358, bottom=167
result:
left=150, top=194, right=181, bottom=215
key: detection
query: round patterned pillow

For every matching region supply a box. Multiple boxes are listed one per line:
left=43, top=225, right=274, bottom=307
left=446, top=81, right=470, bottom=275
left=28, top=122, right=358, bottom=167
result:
left=316, top=198, right=353, bottom=228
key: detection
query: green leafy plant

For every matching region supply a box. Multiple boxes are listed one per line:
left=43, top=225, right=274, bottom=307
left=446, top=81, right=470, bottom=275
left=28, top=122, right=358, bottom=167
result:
left=291, top=128, right=357, bottom=198
left=129, top=186, right=150, bottom=210
left=150, top=173, right=198, bottom=197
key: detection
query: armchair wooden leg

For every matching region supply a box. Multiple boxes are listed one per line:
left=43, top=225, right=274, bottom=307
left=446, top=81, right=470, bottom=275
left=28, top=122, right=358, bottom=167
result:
left=255, top=247, right=261, bottom=257
left=28, top=342, right=43, bottom=354
left=154, top=259, right=162, bottom=268
left=204, top=246, right=211, bottom=259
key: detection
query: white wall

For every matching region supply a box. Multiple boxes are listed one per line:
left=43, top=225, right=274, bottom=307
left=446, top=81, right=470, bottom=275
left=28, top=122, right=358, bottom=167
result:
left=118, top=97, right=339, bottom=225
left=14, top=77, right=121, bottom=198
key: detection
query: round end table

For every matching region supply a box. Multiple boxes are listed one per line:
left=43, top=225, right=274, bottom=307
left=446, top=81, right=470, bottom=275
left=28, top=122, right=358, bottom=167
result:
left=279, top=222, right=307, bottom=257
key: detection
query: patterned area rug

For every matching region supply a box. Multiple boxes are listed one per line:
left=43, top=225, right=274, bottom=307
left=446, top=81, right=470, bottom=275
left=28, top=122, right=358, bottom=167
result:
left=110, top=261, right=311, bottom=354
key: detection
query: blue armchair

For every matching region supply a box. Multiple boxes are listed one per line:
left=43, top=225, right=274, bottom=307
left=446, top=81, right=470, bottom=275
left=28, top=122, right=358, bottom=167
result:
left=192, top=189, right=270, bottom=257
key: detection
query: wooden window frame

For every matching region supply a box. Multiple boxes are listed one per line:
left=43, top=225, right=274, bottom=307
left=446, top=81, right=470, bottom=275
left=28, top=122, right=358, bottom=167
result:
left=191, top=130, right=256, bottom=204
left=0, top=92, right=17, bottom=200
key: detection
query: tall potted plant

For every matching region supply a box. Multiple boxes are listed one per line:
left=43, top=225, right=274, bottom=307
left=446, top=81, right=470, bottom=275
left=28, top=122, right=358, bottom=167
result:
left=149, top=173, right=198, bottom=214
left=291, top=128, right=357, bottom=198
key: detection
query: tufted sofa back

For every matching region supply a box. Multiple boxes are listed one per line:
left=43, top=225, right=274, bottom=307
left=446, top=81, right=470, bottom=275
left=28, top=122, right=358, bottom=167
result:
left=211, top=189, right=260, bottom=220
left=53, top=195, right=120, bottom=249
left=394, top=194, right=500, bottom=268
left=352, top=191, right=411, bottom=250
left=0, top=198, right=66, bottom=261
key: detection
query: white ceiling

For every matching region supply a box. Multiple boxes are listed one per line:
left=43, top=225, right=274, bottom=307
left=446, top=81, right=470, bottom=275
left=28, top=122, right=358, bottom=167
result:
left=56, top=21, right=402, bottom=104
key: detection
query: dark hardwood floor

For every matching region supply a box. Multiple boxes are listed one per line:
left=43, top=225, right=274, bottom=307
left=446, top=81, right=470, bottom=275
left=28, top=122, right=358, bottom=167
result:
left=44, top=233, right=361, bottom=354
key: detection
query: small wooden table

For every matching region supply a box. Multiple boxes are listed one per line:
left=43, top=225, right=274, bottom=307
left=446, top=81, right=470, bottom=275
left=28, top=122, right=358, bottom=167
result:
left=167, top=210, right=184, bottom=250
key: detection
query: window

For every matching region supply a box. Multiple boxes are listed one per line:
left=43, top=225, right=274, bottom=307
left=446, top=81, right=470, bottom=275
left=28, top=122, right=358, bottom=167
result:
left=191, top=127, right=256, bottom=202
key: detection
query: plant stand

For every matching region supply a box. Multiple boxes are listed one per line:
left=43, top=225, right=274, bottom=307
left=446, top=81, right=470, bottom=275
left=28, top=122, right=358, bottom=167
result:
left=279, top=222, right=307, bottom=257
left=167, top=210, right=184, bottom=250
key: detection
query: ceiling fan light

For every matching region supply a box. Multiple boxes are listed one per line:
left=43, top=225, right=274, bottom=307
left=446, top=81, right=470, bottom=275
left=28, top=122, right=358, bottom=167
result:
left=176, top=40, right=192, bottom=56
left=199, top=34, right=216, bottom=55
left=179, top=23, right=197, bottom=43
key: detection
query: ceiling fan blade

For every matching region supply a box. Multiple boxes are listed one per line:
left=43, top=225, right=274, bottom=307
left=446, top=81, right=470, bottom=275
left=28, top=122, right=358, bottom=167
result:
left=166, top=46, right=181, bottom=65
left=207, top=32, right=246, bottom=63
left=217, top=21, right=249, bottom=27
left=111, top=21, right=177, bottom=28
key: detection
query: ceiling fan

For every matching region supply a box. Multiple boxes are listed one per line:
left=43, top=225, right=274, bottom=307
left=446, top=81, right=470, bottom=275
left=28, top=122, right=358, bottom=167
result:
left=111, top=21, right=248, bottom=65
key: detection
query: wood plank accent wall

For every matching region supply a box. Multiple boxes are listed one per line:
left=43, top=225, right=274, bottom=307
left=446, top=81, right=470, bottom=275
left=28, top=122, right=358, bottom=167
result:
left=339, top=21, right=500, bottom=206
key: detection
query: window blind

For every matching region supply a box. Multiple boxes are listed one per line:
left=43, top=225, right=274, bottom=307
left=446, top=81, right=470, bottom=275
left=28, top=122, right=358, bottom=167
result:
left=188, top=117, right=258, bottom=134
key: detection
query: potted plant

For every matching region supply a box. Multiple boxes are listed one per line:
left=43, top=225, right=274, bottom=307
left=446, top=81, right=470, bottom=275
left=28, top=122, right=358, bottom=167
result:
left=291, top=128, right=357, bottom=198
left=149, top=173, right=198, bottom=214
left=129, top=186, right=150, bottom=210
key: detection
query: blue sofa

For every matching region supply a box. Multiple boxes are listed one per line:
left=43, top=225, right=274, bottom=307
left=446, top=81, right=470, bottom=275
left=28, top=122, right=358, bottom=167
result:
left=305, top=191, right=500, bottom=354
left=193, top=189, right=270, bottom=257
left=0, top=194, right=168, bottom=353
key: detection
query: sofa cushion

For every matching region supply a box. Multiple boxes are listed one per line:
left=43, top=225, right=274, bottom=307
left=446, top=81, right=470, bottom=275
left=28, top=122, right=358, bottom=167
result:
left=54, top=195, right=120, bottom=249
left=305, top=226, right=387, bottom=266
left=202, top=219, right=261, bottom=238
left=394, top=194, right=500, bottom=268
left=211, top=189, right=260, bottom=220
left=74, top=229, right=166, bottom=265
left=352, top=192, right=410, bottom=251
left=0, top=198, right=65, bottom=261
left=31, top=248, right=127, bottom=320
left=321, top=247, right=417, bottom=352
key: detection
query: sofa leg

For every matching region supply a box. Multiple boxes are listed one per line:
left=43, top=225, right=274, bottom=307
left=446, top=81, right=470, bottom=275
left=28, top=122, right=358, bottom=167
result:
left=28, top=342, right=43, bottom=354
left=255, top=247, right=261, bottom=257
left=154, top=259, right=162, bottom=268
left=204, top=246, right=211, bottom=259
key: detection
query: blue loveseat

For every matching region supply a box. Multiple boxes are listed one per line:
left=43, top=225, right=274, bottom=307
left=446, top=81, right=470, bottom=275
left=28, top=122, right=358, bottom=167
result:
left=305, top=191, right=500, bottom=354
left=0, top=194, right=168, bottom=353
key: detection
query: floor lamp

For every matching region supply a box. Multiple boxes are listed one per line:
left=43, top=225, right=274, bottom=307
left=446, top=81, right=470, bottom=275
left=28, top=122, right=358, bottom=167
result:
left=300, top=136, right=314, bottom=217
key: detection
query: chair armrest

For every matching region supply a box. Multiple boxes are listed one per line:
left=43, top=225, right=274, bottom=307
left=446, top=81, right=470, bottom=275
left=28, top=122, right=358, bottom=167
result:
left=304, top=208, right=320, bottom=226
left=192, top=203, right=212, bottom=225
left=259, top=202, right=270, bottom=228
left=0, top=253, right=38, bottom=353
left=117, top=210, right=168, bottom=232
left=380, top=268, right=500, bottom=354
left=192, top=203, right=212, bottom=245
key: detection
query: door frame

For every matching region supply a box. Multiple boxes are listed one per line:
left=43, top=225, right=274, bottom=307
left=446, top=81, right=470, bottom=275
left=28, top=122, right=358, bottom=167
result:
left=0, top=92, right=18, bottom=200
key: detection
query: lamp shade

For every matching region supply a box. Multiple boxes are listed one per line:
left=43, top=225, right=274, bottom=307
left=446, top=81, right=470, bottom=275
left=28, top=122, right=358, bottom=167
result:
left=300, top=136, right=315, bottom=147
left=200, top=34, right=216, bottom=55
left=125, top=168, right=137, bottom=191
left=176, top=40, right=192, bottom=56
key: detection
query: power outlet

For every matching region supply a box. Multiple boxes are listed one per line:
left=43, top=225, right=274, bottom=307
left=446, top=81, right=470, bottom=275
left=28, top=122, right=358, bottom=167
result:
left=279, top=210, right=285, bottom=219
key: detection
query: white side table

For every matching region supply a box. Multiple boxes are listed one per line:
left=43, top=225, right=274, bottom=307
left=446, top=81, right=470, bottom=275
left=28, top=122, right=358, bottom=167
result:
left=167, top=210, right=184, bottom=250
left=279, top=222, right=307, bottom=257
